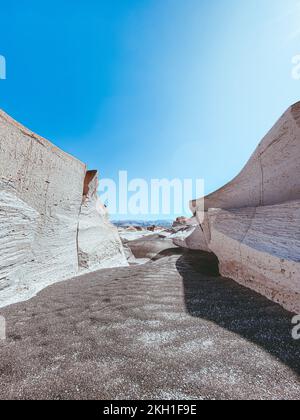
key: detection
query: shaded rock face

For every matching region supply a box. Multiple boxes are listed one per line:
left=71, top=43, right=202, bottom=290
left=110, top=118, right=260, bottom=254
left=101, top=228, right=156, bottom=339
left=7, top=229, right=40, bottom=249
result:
left=171, top=217, right=211, bottom=252
left=209, top=202, right=300, bottom=313
left=180, top=103, right=300, bottom=313
left=0, top=110, right=127, bottom=308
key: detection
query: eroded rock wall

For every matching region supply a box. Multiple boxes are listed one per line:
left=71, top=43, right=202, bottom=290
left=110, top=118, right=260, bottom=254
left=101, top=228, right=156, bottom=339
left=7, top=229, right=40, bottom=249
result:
left=209, top=202, right=300, bottom=313
left=0, top=110, right=127, bottom=308
left=191, top=102, right=300, bottom=218
left=78, top=170, right=128, bottom=271
left=179, top=103, right=300, bottom=312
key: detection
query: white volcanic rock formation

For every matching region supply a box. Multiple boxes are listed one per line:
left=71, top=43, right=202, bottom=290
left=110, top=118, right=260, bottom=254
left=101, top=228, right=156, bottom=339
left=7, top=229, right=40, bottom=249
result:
left=179, top=103, right=300, bottom=313
left=171, top=217, right=211, bottom=251
left=209, top=202, right=300, bottom=313
left=192, top=102, right=300, bottom=215
left=0, top=110, right=127, bottom=308
left=78, top=170, right=127, bottom=271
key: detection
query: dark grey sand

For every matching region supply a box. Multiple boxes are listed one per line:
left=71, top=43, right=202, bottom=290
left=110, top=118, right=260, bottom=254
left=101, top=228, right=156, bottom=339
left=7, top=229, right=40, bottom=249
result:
left=0, top=250, right=299, bottom=400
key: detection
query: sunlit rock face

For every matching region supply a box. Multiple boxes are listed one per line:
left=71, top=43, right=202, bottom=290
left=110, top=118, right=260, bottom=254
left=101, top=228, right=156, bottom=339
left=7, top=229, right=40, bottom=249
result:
left=78, top=170, right=128, bottom=271
left=0, top=110, right=127, bottom=308
left=178, top=103, right=300, bottom=312
left=192, top=102, right=300, bottom=216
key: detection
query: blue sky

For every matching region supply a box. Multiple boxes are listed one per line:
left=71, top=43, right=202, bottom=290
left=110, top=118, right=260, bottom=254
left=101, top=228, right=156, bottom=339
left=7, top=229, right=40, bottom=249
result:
left=1, top=0, right=300, bottom=219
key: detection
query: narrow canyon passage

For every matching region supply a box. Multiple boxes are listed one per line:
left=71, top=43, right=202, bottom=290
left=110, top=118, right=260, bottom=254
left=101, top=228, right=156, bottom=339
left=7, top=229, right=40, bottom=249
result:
left=0, top=250, right=299, bottom=400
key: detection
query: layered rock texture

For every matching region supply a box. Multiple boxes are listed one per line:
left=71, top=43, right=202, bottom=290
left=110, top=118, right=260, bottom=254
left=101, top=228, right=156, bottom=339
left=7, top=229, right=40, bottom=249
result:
left=182, top=103, right=300, bottom=313
left=78, top=170, right=127, bottom=271
left=0, top=110, right=127, bottom=308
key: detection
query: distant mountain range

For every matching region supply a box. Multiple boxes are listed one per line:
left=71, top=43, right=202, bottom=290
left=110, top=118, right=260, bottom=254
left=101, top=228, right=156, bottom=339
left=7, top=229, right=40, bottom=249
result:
left=112, top=220, right=173, bottom=228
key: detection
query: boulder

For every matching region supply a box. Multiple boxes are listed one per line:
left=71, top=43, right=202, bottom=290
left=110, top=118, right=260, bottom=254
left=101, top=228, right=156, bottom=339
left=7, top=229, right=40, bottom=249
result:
left=125, top=226, right=138, bottom=232
left=171, top=216, right=210, bottom=251
left=127, top=235, right=178, bottom=260
left=172, top=216, right=189, bottom=227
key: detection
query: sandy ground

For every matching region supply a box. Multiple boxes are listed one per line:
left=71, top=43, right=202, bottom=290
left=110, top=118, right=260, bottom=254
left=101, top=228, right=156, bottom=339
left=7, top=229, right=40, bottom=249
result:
left=0, top=250, right=299, bottom=400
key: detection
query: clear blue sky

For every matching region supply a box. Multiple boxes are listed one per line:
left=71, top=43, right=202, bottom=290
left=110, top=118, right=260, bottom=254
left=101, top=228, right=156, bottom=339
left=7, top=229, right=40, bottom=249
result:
left=1, top=0, right=300, bottom=219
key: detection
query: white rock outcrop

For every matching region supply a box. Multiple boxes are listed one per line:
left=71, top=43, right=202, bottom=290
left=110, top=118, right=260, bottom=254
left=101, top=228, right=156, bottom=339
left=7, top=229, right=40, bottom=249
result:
left=179, top=102, right=300, bottom=313
left=171, top=216, right=211, bottom=252
left=191, top=102, right=300, bottom=215
left=78, top=170, right=127, bottom=271
left=209, top=202, right=300, bottom=313
left=0, top=110, right=127, bottom=308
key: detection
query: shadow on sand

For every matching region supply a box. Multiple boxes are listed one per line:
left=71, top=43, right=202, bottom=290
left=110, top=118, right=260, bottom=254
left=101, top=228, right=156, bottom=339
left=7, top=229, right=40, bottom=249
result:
left=171, top=250, right=300, bottom=376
